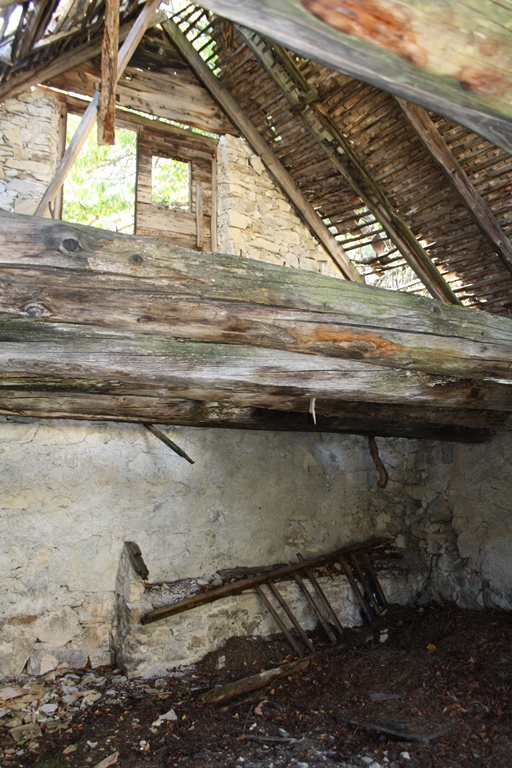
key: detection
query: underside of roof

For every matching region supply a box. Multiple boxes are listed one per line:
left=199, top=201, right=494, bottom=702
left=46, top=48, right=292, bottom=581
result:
left=1, top=1, right=512, bottom=314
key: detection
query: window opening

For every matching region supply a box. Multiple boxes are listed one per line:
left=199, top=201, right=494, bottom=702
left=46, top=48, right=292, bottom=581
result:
left=151, top=156, right=191, bottom=210
left=63, top=113, right=136, bottom=233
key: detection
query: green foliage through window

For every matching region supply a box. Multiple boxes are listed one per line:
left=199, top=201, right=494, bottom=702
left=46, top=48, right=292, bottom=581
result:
left=63, top=114, right=136, bottom=233
left=151, top=156, right=190, bottom=210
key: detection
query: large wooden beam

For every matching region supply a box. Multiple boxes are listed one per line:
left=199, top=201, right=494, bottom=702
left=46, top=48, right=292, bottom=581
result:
left=397, top=98, right=512, bottom=278
left=1, top=211, right=512, bottom=440
left=34, top=0, right=161, bottom=217
left=196, top=0, right=512, bottom=154
left=0, top=394, right=500, bottom=443
left=162, top=18, right=361, bottom=283
left=237, top=28, right=460, bottom=305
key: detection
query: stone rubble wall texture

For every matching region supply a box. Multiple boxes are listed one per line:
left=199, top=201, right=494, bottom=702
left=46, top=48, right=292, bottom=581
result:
left=0, top=90, right=59, bottom=214
left=1, top=418, right=512, bottom=680
left=216, top=134, right=340, bottom=278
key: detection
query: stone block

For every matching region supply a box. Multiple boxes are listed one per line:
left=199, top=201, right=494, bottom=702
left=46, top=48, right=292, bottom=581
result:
left=35, top=607, right=81, bottom=647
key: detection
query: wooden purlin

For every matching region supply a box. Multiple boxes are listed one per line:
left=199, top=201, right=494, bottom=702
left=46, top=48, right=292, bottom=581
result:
left=236, top=26, right=460, bottom=306
left=162, top=17, right=362, bottom=283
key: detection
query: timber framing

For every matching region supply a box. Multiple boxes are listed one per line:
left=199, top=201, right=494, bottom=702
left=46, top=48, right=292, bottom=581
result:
left=161, top=18, right=362, bottom=283
left=236, top=26, right=460, bottom=305
left=1, top=211, right=512, bottom=443
left=396, top=98, right=512, bottom=278
left=196, top=0, right=512, bottom=155
left=34, top=0, right=161, bottom=217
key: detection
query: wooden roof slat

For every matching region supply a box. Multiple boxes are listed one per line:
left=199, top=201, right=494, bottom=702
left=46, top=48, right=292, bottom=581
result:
left=237, top=26, right=460, bottom=305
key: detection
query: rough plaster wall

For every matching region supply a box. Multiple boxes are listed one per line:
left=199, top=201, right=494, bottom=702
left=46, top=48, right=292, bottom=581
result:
left=0, top=90, right=59, bottom=214
left=446, top=433, right=512, bottom=610
left=216, top=134, right=340, bottom=278
left=5, top=418, right=508, bottom=679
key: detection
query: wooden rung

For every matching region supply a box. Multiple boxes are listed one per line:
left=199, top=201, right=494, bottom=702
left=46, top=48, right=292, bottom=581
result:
left=297, top=553, right=344, bottom=636
left=267, top=580, right=315, bottom=653
left=349, top=553, right=382, bottom=615
left=293, top=572, right=337, bottom=644
left=255, top=584, right=304, bottom=657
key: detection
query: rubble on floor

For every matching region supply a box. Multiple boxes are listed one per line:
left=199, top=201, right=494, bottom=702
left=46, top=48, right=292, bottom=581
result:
left=0, top=603, right=511, bottom=767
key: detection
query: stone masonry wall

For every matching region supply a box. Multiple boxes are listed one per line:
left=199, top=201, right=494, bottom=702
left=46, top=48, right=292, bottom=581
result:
left=2, top=417, right=512, bottom=680
left=216, top=134, right=340, bottom=278
left=0, top=90, right=59, bottom=214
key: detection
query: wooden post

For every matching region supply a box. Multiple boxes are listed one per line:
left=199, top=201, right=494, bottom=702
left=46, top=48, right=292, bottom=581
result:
left=98, top=0, right=120, bottom=146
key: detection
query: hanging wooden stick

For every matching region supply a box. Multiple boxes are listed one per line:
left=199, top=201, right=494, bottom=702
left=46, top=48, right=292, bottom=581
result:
left=368, top=436, right=389, bottom=488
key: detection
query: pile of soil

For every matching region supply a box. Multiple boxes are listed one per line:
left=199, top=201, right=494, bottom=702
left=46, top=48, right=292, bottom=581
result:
left=1, top=602, right=511, bottom=768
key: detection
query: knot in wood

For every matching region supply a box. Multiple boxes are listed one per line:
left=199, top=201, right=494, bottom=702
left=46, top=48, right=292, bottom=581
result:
left=60, top=236, right=81, bottom=253
left=24, top=302, right=50, bottom=317
left=131, top=253, right=144, bottom=264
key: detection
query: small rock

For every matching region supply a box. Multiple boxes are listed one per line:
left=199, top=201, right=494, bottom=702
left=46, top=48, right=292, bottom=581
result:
left=10, top=723, right=42, bottom=743
left=81, top=691, right=102, bottom=708
left=62, top=694, right=80, bottom=705
left=81, top=673, right=97, bottom=687
left=63, top=744, right=78, bottom=754
left=39, top=703, right=58, bottom=715
left=159, top=708, right=178, bottom=722
left=0, top=708, right=10, bottom=718
left=216, top=655, right=226, bottom=670
left=379, top=632, right=389, bottom=644
left=87, top=740, right=98, bottom=748
left=401, top=752, right=411, bottom=760
left=153, top=678, right=167, bottom=689
left=0, top=687, right=28, bottom=702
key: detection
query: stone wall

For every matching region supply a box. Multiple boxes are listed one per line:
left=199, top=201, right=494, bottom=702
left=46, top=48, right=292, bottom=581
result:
left=216, top=134, right=340, bottom=278
left=2, top=417, right=511, bottom=680
left=0, top=90, right=59, bottom=214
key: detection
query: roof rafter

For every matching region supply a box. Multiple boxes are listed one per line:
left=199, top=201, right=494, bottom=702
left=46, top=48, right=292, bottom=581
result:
left=162, top=17, right=362, bottom=283
left=396, top=98, right=512, bottom=279
left=237, top=26, right=460, bottom=305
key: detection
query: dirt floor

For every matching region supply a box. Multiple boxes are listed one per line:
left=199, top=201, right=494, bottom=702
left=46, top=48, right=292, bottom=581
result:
left=1, top=602, right=511, bottom=768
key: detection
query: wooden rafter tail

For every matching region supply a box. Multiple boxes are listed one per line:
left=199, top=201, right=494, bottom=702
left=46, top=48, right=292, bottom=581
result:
left=237, top=27, right=459, bottom=305
left=161, top=18, right=363, bottom=284
left=396, top=98, right=512, bottom=279
left=34, top=0, right=161, bottom=217
left=98, top=0, right=120, bottom=146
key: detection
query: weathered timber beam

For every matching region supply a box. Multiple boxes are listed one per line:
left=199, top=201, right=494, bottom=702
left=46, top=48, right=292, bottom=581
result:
left=161, top=18, right=361, bottom=283
left=237, top=28, right=459, bottom=305
left=2, top=329, right=511, bottom=412
left=396, top=98, right=512, bottom=279
left=196, top=0, right=512, bottom=154
left=34, top=0, right=161, bottom=217
left=0, top=394, right=499, bottom=443
left=2, top=211, right=512, bottom=382
left=97, top=0, right=120, bottom=146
